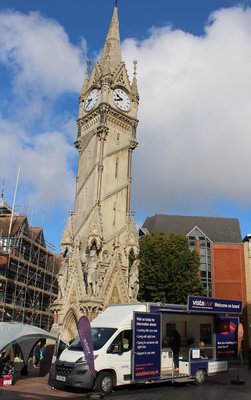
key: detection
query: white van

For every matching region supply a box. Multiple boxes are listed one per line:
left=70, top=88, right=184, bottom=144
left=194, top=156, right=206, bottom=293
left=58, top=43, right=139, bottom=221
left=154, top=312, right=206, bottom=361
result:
left=54, top=297, right=242, bottom=395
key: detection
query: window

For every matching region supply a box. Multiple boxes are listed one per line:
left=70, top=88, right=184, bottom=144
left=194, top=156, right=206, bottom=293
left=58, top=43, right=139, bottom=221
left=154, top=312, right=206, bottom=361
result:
left=69, top=328, right=116, bottom=352
left=115, top=157, right=119, bottom=178
left=200, top=324, right=212, bottom=344
left=166, top=323, right=176, bottom=337
left=107, top=330, right=133, bottom=353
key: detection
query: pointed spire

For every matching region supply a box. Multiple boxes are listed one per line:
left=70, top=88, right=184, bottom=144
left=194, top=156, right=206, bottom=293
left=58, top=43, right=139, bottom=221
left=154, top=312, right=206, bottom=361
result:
left=100, top=5, right=122, bottom=75
left=80, top=60, right=91, bottom=95
left=131, top=60, right=139, bottom=99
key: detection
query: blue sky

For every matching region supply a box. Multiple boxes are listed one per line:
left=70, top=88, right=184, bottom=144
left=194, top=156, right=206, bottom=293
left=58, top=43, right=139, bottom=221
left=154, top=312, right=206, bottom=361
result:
left=1, top=0, right=251, bottom=251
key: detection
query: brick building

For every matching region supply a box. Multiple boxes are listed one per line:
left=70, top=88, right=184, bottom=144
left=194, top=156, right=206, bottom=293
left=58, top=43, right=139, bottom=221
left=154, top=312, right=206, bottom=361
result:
left=0, top=197, right=60, bottom=330
left=243, top=234, right=251, bottom=348
left=141, top=214, right=247, bottom=311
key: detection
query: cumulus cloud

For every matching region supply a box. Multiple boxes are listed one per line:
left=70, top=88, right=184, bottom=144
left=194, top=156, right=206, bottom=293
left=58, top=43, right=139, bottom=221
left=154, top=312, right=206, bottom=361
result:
left=0, top=10, right=85, bottom=97
left=0, top=116, right=76, bottom=211
left=0, top=10, right=81, bottom=230
left=122, top=6, right=251, bottom=216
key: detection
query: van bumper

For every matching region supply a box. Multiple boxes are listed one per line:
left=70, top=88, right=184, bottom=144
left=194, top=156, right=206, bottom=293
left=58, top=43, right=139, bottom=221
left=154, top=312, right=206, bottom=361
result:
left=53, top=360, right=95, bottom=388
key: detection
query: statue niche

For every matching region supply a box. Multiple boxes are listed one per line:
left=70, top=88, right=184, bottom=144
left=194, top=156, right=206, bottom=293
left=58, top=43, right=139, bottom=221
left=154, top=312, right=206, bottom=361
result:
left=129, top=259, right=140, bottom=301
left=86, top=245, right=99, bottom=297
left=57, top=247, right=69, bottom=299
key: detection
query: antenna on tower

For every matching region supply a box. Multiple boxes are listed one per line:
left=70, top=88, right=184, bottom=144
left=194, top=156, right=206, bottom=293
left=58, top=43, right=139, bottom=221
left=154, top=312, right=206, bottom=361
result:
left=0, top=178, right=5, bottom=208
left=115, top=0, right=118, bottom=7
left=8, top=166, right=21, bottom=238
left=1, top=178, right=5, bottom=199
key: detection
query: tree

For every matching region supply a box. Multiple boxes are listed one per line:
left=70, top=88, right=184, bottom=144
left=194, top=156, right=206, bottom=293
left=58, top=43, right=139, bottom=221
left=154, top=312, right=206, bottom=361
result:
left=138, top=232, right=206, bottom=303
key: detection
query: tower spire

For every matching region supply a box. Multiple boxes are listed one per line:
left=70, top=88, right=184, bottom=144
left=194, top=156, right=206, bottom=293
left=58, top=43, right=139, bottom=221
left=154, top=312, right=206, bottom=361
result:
left=100, top=4, right=122, bottom=74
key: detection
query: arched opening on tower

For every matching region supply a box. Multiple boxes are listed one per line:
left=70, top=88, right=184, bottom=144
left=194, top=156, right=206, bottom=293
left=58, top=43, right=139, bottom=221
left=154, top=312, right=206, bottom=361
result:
left=62, top=308, right=78, bottom=342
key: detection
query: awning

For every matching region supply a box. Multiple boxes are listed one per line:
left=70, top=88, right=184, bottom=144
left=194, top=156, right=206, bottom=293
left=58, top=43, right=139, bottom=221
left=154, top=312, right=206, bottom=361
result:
left=0, top=322, right=58, bottom=364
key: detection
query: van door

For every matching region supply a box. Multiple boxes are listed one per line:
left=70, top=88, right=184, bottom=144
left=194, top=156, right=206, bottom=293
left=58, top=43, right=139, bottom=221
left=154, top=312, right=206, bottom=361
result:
left=107, top=330, right=132, bottom=385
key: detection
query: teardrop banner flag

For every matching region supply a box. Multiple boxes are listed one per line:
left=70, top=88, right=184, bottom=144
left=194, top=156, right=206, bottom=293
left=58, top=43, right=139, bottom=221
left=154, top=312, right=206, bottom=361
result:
left=77, top=316, right=96, bottom=377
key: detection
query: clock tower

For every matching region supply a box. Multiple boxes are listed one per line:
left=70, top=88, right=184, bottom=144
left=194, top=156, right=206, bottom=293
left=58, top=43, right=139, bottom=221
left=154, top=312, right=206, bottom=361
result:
left=52, top=4, right=140, bottom=340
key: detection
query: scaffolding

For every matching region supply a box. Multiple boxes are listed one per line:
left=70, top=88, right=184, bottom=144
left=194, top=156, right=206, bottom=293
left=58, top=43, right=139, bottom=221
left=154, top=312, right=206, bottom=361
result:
left=0, top=214, right=59, bottom=331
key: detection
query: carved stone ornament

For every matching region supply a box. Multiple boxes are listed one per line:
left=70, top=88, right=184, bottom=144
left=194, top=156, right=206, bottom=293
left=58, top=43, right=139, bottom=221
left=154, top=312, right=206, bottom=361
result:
left=96, top=125, right=109, bottom=140
left=124, top=212, right=139, bottom=257
left=87, top=206, right=103, bottom=251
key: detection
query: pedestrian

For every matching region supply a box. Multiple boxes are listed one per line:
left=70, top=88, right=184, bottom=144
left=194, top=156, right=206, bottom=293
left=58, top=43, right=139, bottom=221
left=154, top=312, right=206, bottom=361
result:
left=0, top=345, right=14, bottom=364
left=33, top=341, right=44, bottom=368
left=170, top=329, right=181, bottom=371
left=199, top=341, right=208, bottom=359
left=0, top=345, right=15, bottom=376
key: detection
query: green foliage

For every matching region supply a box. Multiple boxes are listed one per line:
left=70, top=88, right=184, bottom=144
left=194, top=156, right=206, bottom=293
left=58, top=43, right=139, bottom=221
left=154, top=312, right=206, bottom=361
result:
left=138, top=232, right=206, bottom=304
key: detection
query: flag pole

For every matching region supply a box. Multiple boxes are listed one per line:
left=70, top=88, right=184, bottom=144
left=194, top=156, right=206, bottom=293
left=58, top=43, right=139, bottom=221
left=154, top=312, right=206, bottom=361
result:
left=8, top=166, right=21, bottom=244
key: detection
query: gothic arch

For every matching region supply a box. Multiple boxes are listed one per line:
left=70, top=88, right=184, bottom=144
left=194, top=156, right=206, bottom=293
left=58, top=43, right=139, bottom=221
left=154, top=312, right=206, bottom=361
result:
left=62, top=307, right=79, bottom=342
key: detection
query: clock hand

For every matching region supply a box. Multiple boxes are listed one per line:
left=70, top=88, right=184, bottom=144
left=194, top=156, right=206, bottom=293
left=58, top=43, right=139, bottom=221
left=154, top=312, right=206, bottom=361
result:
left=115, top=94, right=123, bottom=101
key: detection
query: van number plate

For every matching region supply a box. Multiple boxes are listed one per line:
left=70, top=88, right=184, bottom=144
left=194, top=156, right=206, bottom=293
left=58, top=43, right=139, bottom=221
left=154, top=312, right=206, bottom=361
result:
left=56, top=375, right=66, bottom=382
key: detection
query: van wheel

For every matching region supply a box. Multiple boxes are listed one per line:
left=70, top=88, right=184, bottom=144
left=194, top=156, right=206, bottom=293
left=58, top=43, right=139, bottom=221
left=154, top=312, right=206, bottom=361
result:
left=195, top=368, right=206, bottom=385
left=94, top=371, right=114, bottom=395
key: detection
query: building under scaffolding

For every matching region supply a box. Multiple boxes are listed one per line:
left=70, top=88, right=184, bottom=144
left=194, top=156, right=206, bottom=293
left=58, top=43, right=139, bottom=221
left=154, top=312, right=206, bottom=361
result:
left=0, top=198, right=60, bottom=331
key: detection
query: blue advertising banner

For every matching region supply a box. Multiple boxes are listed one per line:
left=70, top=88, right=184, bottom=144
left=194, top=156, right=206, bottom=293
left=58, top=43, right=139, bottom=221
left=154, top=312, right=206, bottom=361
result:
left=133, top=312, right=161, bottom=381
left=215, top=316, right=238, bottom=359
left=77, top=316, right=96, bottom=377
left=187, top=296, right=242, bottom=314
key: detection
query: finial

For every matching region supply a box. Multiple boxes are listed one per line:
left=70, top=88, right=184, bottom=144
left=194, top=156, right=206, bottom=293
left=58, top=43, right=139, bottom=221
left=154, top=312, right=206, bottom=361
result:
left=86, top=60, right=91, bottom=77
left=115, top=0, right=118, bottom=8
left=133, top=60, right=138, bottom=77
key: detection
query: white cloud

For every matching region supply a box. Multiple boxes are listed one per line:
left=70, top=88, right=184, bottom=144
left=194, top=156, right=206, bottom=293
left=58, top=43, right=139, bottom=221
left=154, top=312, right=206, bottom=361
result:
left=0, top=10, right=85, bottom=98
left=122, top=6, right=251, bottom=215
left=0, top=10, right=81, bottom=222
left=0, top=117, right=76, bottom=211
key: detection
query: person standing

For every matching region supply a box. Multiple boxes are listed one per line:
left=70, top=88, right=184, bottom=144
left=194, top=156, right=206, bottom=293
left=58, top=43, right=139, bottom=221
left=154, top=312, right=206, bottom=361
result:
left=33, top=341, right=42, bottom=368
left=170, top=329, right=181, bottom=371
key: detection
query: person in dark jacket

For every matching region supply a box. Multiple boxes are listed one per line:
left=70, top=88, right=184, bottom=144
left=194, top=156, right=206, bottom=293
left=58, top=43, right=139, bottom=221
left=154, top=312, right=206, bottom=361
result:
left=170, top=329, right=181, bottom=370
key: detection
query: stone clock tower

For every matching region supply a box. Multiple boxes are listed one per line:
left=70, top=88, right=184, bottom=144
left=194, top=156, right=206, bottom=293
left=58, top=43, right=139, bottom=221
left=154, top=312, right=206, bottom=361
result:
left=52, top=4, right=140, bottom=340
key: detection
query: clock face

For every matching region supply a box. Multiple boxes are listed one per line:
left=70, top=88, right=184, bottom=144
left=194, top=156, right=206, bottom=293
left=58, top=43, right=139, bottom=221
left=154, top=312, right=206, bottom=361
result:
left=113, top=88, right=131, bottom=111
left=85, top=89, right=99, bottom=111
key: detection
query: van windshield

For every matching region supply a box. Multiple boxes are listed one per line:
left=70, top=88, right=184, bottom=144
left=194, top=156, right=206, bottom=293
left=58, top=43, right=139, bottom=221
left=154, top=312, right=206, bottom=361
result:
left=69, top=328, right=117, bottom=351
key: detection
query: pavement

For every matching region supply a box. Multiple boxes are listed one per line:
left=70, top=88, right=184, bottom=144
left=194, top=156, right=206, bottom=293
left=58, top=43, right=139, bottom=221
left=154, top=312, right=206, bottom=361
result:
left=0, top=362, right=251, bottom=400
left=0, top=365, right=87, bottom=400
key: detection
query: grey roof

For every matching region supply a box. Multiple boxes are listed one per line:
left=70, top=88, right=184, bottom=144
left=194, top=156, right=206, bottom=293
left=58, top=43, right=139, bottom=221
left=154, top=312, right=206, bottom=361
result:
left=142, top=214, right=242, bottom=244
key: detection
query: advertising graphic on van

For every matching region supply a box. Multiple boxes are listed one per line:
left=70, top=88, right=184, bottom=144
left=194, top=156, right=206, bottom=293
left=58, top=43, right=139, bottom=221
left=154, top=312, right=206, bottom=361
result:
left=133, top=312, right=161, bottom=381
left=187, top=296, right=242, bottom=314
left=215, top=316, right=238, bottom=359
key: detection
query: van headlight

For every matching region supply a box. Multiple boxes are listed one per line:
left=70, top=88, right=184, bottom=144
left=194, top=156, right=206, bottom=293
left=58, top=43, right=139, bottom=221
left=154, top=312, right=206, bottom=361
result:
left=76, top=355, right=98, bottom=363
left=76, top=357, right=87, bottom=364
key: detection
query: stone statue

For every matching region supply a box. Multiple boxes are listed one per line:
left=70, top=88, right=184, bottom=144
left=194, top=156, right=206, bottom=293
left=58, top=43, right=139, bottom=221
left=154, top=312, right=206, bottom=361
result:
left=57, top=250, right=68, bottom=299
left=86, top=248, right=99, bottom=296
left=129, top=259, right=140, bottom=300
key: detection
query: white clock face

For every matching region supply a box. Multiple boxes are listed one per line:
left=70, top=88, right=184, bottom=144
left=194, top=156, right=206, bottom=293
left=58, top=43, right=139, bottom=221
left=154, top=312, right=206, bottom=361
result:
left=85, top=89, right=99, bottom=111
left=113, top=88, right=131, bottom=111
